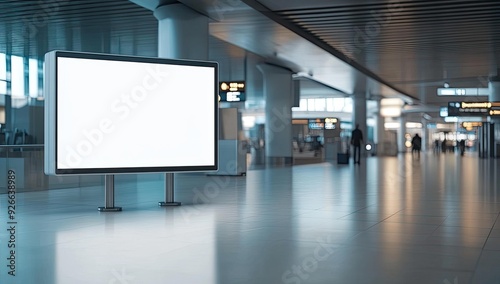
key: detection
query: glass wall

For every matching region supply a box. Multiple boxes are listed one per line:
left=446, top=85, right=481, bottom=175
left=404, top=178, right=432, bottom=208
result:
left=0, top=53, right=6, bottom=95
left=0, top=52, right=44, bottom=144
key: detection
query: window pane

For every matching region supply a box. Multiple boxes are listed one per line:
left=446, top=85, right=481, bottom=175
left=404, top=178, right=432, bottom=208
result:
left=326, top=98, right=334, bottom=111
left=314, top=98, right=326, bottom=111
left=11, top=55, right=24, bottom=97
left=299, top=99, right=307, bottom=111
left=0, top=53, right=6, bottom=80
left=0, top=81, right=6, bottom=95
left=29, top=58, right=38, bottom=97
left=0, top=53, right=5, bottom=94
left=343, top=98, right=353, bottom=112
left=307, top=99, right=315, bottom=111
left=332, top=98, right=344, bottom=111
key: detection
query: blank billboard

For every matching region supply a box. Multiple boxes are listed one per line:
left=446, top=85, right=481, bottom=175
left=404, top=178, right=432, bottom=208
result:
left=44, top=51, right=218, bottom=175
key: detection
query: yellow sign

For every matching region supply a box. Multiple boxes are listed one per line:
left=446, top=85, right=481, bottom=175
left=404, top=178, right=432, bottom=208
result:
left=461, top=102, right=491, bottom=108
left=462, top=122, right=482, bottom=128
left=220, top=81, right=245, bottom=92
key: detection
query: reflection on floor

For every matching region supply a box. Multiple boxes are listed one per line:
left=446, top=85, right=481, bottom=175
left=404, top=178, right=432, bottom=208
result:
left=1, top=152, right=500, bottom=284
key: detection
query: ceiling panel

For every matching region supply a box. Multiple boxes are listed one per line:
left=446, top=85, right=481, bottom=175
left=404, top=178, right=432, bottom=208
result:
left=0, top=0, right=158, bottom=58
left=258, top=0, right=500, bottom=102
left=1, top=0, right=493, bottom=116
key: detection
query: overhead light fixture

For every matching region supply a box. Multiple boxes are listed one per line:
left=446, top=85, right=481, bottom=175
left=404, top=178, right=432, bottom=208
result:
left=444, top=82, right=450, bottom=88
left=437, top=88, right=488, bottom=96
left=380, top=98, right=404, bottom=117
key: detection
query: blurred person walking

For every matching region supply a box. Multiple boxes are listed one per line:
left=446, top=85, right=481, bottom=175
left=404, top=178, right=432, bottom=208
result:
left=351, top=124, right=364, bottom=164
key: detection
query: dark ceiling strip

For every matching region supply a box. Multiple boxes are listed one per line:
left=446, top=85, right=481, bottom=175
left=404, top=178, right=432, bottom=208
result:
left=240, top=0, right=418, bottom=101
left=312, top=26, right=500, bottom=40
left=279, top=2, right=500, bottom=19
left=302, top=17, right=500, bottom=30
left=290, top=9, right=500, bottom=25
left=0, top=6, right=151, bottom=18
left=328, top=43, right=497, bottom=52
left=311, top=30, right=500, bottom=40
left=0, top=1, right=139, bottom=12
left=276, top=0, right=495, bottom=15
left=321, top=41, right=495, bottom=51
left=325, top=38, right=498, bottom=48
left=0, top=3, right=151, bottom=21
left=312, top=42, right=497, bottom=51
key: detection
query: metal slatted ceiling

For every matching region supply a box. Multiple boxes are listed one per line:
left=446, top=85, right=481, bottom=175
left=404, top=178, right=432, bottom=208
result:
left=254, top=0, right=500, bottom=100
left=1, top=0, right=498, bottom=104
left=279, top=1, right=500, bottom=52
left=0, top=0, right=158, bottom=57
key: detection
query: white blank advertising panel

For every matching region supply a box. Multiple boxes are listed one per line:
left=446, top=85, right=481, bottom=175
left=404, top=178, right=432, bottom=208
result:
left=44, top=51, right=218, bottom=175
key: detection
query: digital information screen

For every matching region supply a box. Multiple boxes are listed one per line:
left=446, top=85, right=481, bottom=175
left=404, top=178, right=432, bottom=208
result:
left=44, top=51, right=219, bottom=175
left=324, top=118, right=338, bottom=130
left=219, top=81, right=245, bottom=102
left=308, top=119, right=324, bottom=130
left=447, top=102, right=491, bottom=116
left=219, top=92, right=246, bottom=102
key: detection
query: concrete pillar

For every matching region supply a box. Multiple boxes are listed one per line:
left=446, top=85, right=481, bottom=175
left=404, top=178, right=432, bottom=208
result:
left=154, top=3, right=208, bottom=60
left=152, top=3, right=210, bottom=187
left=4, top=52, right=13, bottom=139
left=490, top=78, right=500, bottom=101
left=489, top=78, right=500, bottom=156
left=421, top=118, right=428, bottom=152
left=398, top=115, right=407, bottom=152
left=256, top=63, right=293, bottom=165
left=352, top=95, right=367, bottom=141
left=374, top=98, right=385, bottom=155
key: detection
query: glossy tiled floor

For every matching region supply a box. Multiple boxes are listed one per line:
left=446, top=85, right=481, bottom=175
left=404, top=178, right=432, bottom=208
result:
left=1, top=152, right=500, bottom=284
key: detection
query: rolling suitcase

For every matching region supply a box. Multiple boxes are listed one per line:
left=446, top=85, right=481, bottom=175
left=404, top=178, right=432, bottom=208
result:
left=337, top=153, right=349, bottom=164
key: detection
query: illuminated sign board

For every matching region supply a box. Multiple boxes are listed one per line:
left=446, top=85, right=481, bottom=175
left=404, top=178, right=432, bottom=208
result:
left=219, top=92, right=246, bottom=102
left=308, top=119, right=324, bottom=130
left=447, top=102, right=500, bottom=116
left=324, top=117, right=338, bottom=130
left=440, top=107, right=448, bottom=117
left=437, top=88, right=488, bottom=96
left=489, top=102, right=500, bottom=116
left=462, top=122, right=482, bottom=131
left=306, top=118, right=339, bottom=130
left=219, top=81, right=246, bottom=102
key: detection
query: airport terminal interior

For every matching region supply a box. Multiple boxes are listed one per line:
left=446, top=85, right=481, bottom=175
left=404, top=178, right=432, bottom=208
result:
left=1, top=0, right=500, bottom=283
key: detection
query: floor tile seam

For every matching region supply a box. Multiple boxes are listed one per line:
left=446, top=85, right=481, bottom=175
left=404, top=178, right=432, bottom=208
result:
left=381, top=219, right=447, bottom=226
left=333, top=202, right=381, bottom=219
left=278, top=237, right=348, bottom=247
left=347, top=208, right=405, bottom=239
left=442, top=216, right=500, bottom=222
left=374, top=207, right=406, bottom=223
left=481, top=210, right=500, bottom=250
left=469, top=210, right=500, bottom=282
left=429, top=213, right=454, bottom=236
left=339, top=242, right=484, bottom=258
left=348, top=240, right=487, bottom=250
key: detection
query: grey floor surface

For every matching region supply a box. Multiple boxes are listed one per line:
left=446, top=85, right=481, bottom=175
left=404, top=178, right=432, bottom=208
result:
left=1, top=152, right=499, bottom=283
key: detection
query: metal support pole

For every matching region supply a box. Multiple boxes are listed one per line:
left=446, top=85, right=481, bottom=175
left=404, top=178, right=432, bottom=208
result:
left=98, top=175, right=122, bottom=212
left=159, top=173, right=181, bottom=206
